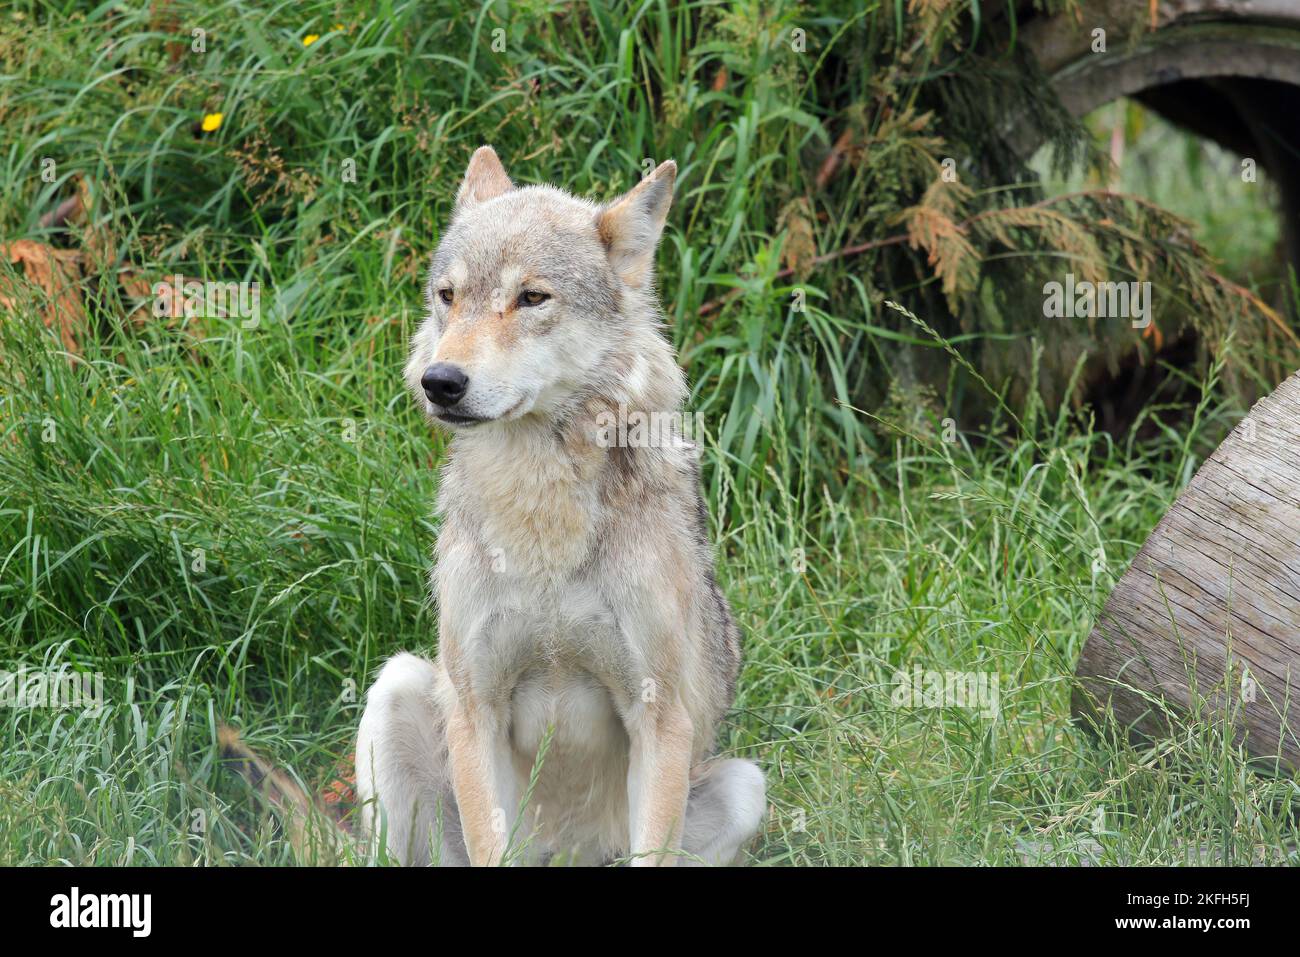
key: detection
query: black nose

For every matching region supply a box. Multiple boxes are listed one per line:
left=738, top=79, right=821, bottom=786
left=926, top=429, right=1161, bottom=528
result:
left=421, top=363, right=468, bottom=406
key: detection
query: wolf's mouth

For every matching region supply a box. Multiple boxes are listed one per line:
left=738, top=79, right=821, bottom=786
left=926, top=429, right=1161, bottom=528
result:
left=434, top=409, right=489, bottom=426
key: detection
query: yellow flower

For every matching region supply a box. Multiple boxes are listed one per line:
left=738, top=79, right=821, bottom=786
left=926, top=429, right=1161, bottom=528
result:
left=332, top=23, right=345, bottom=31
left=303, top=34, right=319, bottom=46
left=201, top=112, right=223, bottom=132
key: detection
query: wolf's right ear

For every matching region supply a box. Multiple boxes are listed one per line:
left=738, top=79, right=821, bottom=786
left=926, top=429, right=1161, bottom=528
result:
left=596, top=160, right=676, bottom=287
left=454, top=146, right=513, bottom=213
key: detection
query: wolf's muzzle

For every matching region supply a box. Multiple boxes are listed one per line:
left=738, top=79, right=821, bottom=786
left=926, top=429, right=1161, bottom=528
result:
left=422, top=363, right=469, bottom=407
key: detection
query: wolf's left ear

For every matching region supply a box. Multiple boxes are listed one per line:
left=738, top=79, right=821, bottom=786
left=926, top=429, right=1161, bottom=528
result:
left=596, top=160, right=676, bottom=287
left=455, top=146, right=513, bottom=213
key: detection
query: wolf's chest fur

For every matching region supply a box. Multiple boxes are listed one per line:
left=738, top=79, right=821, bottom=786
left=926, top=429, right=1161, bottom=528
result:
left=438, top=426, right=639, bottom=857
left=452, top=422, right=608, bottom=578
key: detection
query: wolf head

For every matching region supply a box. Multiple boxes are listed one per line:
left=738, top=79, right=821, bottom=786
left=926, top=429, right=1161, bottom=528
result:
left=405, top=146, right=680, bottom=430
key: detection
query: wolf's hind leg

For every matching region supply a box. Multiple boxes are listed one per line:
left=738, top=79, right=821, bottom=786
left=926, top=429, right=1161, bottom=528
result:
left=355, top=653, right=467, bottom=866
left=680, top=758, right=765, bottom=866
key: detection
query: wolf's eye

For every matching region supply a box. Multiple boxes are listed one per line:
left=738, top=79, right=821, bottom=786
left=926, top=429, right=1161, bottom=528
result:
left=438, top=288, right=454, bottom=305
left=518, top=290, right=550, bottom=307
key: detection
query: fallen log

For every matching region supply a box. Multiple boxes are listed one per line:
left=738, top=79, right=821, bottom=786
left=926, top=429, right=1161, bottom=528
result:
left=1075, top=371, right=1300, bottom=769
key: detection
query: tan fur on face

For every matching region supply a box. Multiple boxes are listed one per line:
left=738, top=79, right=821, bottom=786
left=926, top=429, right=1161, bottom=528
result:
left=432, top=314, right=480, bottom=368
left=434, top=309, right=521, bottom=368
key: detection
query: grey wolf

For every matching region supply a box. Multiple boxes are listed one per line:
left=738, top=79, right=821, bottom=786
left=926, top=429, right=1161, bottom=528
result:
left=354, top=146, right=765, bottom=866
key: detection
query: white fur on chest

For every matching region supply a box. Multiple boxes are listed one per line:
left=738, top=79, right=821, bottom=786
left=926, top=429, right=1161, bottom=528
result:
left=508, top=666, right=631, bottom=861
left=498, top=583, right=633, bottom=859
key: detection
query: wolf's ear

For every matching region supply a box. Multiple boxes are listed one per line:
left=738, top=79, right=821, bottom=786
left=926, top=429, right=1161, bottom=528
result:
left=596, top=160, right=676, bottom=287
left=455, top=146, right=513, bottom=213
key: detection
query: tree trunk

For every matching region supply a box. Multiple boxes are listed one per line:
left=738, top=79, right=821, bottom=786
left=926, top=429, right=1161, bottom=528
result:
left=1075, top=371, right=1300, bottom=769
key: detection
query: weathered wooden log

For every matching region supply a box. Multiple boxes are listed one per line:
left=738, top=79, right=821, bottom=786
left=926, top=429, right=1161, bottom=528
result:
left=1075, top=371, right=1300, bottom=769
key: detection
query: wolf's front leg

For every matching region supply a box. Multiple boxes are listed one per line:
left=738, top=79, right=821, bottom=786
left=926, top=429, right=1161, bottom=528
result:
left=625, top=699, right=693, bottom=866
left=446, top=693, right=520, bottom=867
